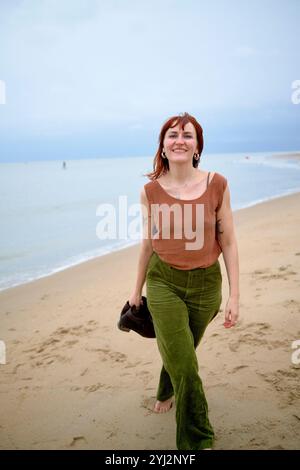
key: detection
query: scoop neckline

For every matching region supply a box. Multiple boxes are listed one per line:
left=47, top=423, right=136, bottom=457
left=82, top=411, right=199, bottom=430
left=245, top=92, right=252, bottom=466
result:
left=154, top=172, right=216, bottom=202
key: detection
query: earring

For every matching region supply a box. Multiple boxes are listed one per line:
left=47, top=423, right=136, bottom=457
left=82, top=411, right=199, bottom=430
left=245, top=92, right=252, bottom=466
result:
left=161, top=150, right=167, bottom=159
left=193, top=153, right=200, bottom=161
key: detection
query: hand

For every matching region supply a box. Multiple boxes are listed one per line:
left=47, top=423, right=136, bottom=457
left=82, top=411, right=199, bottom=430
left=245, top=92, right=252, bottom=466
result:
left=128, top=292, right=143, bottom=310
left=223, top=296, right=239, bottom=328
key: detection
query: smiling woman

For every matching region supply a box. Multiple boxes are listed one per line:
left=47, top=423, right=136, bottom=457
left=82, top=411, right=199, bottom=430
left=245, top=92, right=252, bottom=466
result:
left=126, top=112, right=240, bottom=450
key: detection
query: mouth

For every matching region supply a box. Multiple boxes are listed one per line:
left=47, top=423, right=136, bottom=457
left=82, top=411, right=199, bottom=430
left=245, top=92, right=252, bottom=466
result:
left=172, top=149, right=187, bottom=153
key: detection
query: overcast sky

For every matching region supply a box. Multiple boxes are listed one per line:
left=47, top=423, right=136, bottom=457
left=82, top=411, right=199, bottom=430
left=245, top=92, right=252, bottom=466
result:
left=0, top=0, right=299, bottom=161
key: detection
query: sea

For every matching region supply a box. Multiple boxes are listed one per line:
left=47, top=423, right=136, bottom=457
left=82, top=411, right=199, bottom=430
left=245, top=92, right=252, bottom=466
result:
left=1, top=151, right=300, bottom=292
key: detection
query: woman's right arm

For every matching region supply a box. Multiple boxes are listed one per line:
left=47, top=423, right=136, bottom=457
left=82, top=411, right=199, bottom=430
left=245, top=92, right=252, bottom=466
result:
left=129, top=187, right=153, bottom=307
left=128, top=187, right=153, bottom=308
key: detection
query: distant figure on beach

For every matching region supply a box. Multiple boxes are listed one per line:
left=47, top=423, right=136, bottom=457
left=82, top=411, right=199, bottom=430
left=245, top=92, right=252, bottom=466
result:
left=62, top=161, right=66, bottom=169
left=245, top=156, right=250, bottom=159
left=128, top=112, right=240, bottom=450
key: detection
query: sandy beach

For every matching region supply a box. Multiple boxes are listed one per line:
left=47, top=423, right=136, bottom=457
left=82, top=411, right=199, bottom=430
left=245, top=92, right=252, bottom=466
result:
left=0, top=192, right=300, bottom=450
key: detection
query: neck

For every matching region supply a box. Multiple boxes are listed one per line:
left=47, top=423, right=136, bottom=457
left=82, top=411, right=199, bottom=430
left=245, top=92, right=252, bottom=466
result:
left=165, top=164, right=199, bottom=185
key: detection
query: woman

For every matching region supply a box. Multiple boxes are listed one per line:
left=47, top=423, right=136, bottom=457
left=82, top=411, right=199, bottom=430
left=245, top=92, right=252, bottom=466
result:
left=129, top=112, right=239, bottom=450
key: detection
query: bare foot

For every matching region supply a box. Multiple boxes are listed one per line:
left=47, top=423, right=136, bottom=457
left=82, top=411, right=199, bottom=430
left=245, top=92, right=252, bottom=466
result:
left=153, top=397, right=173, bottom=413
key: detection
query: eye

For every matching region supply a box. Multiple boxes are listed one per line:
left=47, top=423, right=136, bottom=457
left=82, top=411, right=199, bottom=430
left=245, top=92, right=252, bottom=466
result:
left=168, top=134, right=193, bottom=138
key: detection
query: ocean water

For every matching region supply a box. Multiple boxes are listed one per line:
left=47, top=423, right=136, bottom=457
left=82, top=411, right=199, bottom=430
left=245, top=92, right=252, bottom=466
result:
left=0, top=151, right=300, bottom=292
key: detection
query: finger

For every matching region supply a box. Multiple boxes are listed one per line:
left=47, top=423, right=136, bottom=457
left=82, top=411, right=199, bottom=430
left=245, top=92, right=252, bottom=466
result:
left=230, top=313, right=238, bottom=324
left=224, top=309, right=231, bottom=322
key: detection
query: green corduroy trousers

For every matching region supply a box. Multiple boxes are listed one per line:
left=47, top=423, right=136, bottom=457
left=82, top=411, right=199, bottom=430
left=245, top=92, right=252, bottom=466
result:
left=146, top=251, right=222, bottom=450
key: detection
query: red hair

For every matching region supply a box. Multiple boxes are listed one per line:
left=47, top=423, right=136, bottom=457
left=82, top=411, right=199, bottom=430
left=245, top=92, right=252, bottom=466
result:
left=145, top=112, right=204, bottom=181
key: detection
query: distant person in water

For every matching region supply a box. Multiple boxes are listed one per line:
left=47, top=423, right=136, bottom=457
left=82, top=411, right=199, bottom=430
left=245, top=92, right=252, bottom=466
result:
left=62, top=161, right=66, bottom=169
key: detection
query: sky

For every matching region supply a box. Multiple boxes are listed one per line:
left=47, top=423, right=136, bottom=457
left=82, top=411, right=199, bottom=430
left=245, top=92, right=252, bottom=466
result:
left=0, top=0, right=299, bottom=162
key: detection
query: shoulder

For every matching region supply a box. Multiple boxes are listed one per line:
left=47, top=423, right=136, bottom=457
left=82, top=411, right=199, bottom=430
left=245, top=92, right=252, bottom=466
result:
left=211, top=173, right=228, bottom=211
left=212, top=171, right=227, bottom=184
left=142, top=179, right=157, bottom=203
left=143, top=179, right=157, bottom=192
left=212, top=172, right=228, bottom=190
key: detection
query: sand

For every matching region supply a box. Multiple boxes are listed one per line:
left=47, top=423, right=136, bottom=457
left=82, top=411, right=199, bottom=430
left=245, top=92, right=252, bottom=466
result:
left=0, top=192, right=300, bottom=450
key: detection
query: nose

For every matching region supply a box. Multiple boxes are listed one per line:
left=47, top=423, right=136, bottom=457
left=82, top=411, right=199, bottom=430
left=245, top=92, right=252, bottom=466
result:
left=175, top=134, right=185, bottom=143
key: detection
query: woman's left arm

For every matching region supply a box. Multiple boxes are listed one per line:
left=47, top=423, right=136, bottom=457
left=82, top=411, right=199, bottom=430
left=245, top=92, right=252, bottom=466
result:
left=216, top=185, right=240, bottom=328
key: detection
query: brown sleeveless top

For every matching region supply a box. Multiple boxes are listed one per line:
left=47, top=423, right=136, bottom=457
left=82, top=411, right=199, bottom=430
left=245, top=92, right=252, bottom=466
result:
left=144, top=172, right=228, bottom=269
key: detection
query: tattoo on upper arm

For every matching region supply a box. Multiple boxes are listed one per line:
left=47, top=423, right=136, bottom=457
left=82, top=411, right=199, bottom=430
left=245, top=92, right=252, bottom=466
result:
left=216, top=218, right=224, bottom=235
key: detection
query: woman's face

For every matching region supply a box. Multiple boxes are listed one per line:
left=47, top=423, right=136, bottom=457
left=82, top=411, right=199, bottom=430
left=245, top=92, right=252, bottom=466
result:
left=163, top=121, right=198, bottom=164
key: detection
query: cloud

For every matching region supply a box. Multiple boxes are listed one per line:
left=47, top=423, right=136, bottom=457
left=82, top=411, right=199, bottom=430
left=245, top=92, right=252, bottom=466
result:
left=0, top=0, right=299, bottom=158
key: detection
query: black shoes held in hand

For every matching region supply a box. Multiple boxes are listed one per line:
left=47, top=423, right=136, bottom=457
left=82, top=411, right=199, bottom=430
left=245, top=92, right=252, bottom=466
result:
left=118, top=296, right=156, bottom=338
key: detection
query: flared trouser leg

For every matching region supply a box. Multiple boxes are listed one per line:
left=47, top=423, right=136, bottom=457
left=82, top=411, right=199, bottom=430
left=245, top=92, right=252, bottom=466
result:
left=156, top=293, right=221, bottom=402
left=146, top=252, right=222, bottom=450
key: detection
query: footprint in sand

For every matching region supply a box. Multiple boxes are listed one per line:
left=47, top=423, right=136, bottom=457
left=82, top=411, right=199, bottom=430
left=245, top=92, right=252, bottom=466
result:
left=55, top=325, right=95, bottom=336
left=87, top=347, right=127, bottom=363
left=227, top=322, right=279, bottom=352
left=102, top=326, right=111, bottom=332
left=23, top=322, right=97, bottom=365
left=69, top=436, right=87, bottom=447
left=105, top=428, right=119, bottom=439
left=234, top=322, right=270, bottom=333
left=84, top=383, right=107, bottom=392
left=12, top=363, right=25, bottom=374
left=70, top=382, right=111, bottom=392
left=125, top=361, right=142, bottom=369
left=211, top=333, right=220, bottom=338
left=257, top=369, right=300, bottom=406
left=253, top=265, right=298, bottom=281
left=33, top=354, right=72, bottom=367
left=40, top=294, right=49, bottom=301
left=282, top=299, right=300, bottom=314
left=268, top=445, right=286, bottom=450
left=140, top=396, right=158, bottom=413
left=230, top=365, right=249, bottom=373
left=136, top=370, right=154, bottom=386
left=65, top=340, right=79, bottom=347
